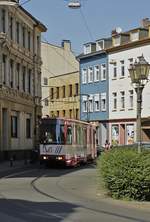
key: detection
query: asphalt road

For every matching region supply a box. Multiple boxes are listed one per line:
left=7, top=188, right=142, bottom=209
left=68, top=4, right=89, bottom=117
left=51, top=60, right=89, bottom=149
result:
left=0, top=164, right=149, bottom=222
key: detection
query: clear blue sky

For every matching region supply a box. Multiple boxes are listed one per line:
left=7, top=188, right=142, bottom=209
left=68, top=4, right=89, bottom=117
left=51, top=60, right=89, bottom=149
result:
left=23, top=0, right=150, bottom=55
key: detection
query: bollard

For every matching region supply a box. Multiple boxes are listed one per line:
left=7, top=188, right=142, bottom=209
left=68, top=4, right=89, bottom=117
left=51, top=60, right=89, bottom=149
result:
left=10, top=157, right=13, bottom=167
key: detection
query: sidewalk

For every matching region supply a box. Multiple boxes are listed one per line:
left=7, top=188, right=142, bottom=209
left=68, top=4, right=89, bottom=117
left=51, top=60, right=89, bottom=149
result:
left=0, top=159, right=34, bottom=173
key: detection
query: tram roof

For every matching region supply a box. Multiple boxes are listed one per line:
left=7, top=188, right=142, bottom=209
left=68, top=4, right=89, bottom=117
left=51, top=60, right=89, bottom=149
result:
left=41, top=117, right=95, bottom=126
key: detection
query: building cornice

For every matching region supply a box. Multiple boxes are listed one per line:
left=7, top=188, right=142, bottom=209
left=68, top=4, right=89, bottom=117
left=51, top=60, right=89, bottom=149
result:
left=106, top=37, right=150, bottom=54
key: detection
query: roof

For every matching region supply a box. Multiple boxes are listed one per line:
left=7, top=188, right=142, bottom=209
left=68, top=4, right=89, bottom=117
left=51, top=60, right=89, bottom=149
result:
left=19, top=6, right=47, bottom=32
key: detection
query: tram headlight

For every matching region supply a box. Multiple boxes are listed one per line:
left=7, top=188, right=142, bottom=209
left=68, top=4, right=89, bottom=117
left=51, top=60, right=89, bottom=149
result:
left=43, top=156, right=47, bottom=160
left=57, top=156, right=63, bottom=160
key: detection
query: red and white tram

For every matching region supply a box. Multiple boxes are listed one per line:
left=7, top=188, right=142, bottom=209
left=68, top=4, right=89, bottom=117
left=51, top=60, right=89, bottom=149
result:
left=39, top=117, right=97, bottom=167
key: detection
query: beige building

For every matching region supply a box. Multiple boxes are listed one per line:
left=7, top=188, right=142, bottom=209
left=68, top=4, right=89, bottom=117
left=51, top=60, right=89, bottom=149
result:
left=41, top=40, right=80, bottom=119
left=0, top=0, right=46, bottom=160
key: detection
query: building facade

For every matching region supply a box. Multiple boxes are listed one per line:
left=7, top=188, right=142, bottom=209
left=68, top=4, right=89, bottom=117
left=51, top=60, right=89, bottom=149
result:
left=0, top=0, right=46, bottom=160
left=78, top=39, right=112, bottom=146
left=107, top=27, right=150, bottom=145
left=41, top=40, right=80, bottom=118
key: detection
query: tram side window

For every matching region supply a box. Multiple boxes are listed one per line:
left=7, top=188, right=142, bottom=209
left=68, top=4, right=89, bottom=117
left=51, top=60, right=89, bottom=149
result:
left=66, top=126, right=72, bottom=144
left=76, top=125, right=82, bottom=145
left=83, top=128, right=87, bottom=146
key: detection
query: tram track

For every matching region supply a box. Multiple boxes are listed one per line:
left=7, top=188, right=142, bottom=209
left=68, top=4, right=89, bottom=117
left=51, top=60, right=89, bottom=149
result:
left=30, top=170, right=150, bottom=222
left=0, top=167, right=149, bottom=222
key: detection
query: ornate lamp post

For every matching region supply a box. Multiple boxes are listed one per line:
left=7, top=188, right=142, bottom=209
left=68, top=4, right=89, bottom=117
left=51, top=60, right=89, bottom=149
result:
left=128, top=55, right=150, bottom=153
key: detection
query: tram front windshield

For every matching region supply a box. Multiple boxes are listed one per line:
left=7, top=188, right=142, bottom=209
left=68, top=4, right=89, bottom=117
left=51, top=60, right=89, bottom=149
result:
left=40, top=119, right=65, bottom=144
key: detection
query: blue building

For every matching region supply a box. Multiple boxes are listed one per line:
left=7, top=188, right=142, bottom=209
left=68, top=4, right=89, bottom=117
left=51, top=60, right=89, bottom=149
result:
left=78, top=39, right=111, bottom=146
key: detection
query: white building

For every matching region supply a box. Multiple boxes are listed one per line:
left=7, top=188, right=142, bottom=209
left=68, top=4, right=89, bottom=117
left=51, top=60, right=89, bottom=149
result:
left=108, top=27, right=150, bottom=145
left=0, top=0, right=46, bottom=160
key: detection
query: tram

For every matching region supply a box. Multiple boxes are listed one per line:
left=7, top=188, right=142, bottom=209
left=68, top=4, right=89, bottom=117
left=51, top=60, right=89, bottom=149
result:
left=39, top=117, right=97, bottom=167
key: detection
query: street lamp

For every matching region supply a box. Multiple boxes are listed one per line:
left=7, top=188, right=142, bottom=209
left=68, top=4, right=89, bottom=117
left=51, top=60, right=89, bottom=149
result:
left=128, top=55, right=150, bottom=153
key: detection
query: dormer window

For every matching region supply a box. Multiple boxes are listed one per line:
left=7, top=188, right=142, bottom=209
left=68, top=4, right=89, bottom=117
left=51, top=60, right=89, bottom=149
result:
left=130, top=32, right=139, bottom=42
left=84, top=44, right=91, bottom=54
left=114, top=36, right=120, bottom=46
left=96, top=40, right=104, bottom=51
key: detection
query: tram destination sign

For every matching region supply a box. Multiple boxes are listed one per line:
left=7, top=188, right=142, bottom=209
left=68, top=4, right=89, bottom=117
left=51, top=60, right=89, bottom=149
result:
left=40, top=144, right=65, bottom=155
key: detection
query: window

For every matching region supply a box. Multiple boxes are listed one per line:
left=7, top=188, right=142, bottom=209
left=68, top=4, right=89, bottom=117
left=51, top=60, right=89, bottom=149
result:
left=10, top=17, right=13, bottom=40
left=75, top=83, right=78, bottom=96
left=51, top=88, right=54, bottom=99
left=120, top=91, right=125, bottom=110
left=26, top=118, right=31, bottom=138
left=94, top=94, right=100, bottom=111
left=10, top=59, right=14, bottom=88
left=56, top=87, right=59, bottom=98
left=69, top=84, right=72, bottom=97
left=2, top=55, right=6, bottom=85
left=114, top=36, right=120, bottom=46
left=44, top=99, right=49, bottom=106
left=75, top=109, right=79, bottom=119
left=113, top=63, right=117, bottom=79
left=101, top=93, right=106, bottom=111
left=63, top=110, right=65, bottom=117
left=22, top=66, right=26, bottom=92
left=62, top=85, right=66, bottom=98
left=88, top=67, right=93, bottom=83
left=82, top=96, right=88, bottom=112
left=112, top=92, right=117, bottom=110
left=2, top=9, right=5, bottom=33
left=94, top=65, right=100, bottom=82
left=28, top=31, right=31, bottom=50
left=129, top=90, right=134, bottom=109
left=66, top=126, right=72, bottom=144
left=22, top=26, right=25, bottom=47
left=16, top=21, right=20, bottom=44
left=11, top=116, right=18, bottom=138
left=101, top=64, right=106, bottom=80
left=28, top=69, right=31, bottom=93
left=69, top=109, right=72, bottom=118
left=120, top=60, right=125, bottom=77
left=130, top=32, right=139, bottom=42
left=84, top=44, right=91, bottom=54
left=82, top=68, right=87, bottom=84
left=57, top=111, right=59, bottom=117
left=37, top=36, right=40, bottom=55
left=16, top=63, right=20, bottom=89
left=89, top=96, right=93, bottom=112
left=43, top=77, right=48, bottom=85
left=96, top=41, right=103, bottom=51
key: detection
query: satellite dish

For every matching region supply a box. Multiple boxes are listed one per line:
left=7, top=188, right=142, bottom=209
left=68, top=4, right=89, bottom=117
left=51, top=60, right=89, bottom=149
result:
left=115, top=27, right=122, bottom=34
left=68, top=0, right=81, bottom=9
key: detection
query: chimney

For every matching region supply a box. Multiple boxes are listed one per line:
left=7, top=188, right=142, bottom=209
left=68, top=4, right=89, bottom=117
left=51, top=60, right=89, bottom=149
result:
left=61, top=40, right=71, bottom=51
left=141, top=18, right=150, bottom=28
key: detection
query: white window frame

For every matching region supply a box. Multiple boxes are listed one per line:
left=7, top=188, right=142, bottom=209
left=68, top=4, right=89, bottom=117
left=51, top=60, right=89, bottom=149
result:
left=120, top=60, right=125, bottom=78
left=84, top=44, right=91, bottom=54
left=112, top=92, right=117, bottom=110
left=94, top=65, right=100, bottom=82
left=101, top=64, right=106, bottom=80
left=101, top=93, right=106, bottom=111
left=113, top=63, right=117, bottom=79
left=88, top=67, right=93, bottom=83
left=89, top=95, right=93, bottom=112
left=82, top=68, right=87, bottom=84
left=82, top=96, right=88, bottom=112
left=120, top=91, right=125, bottom=110
left=94, top=94, right=100, bottom=111
left=129, top=90, right=134, bottom=109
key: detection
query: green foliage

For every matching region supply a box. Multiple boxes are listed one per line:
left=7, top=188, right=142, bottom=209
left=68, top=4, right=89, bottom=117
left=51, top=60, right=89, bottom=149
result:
left=97, top=148, right=150, bottom=201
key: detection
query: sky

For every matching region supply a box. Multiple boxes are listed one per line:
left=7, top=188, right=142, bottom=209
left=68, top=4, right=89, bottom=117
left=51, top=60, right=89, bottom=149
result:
left=22, top=0, right=150, bottom=55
